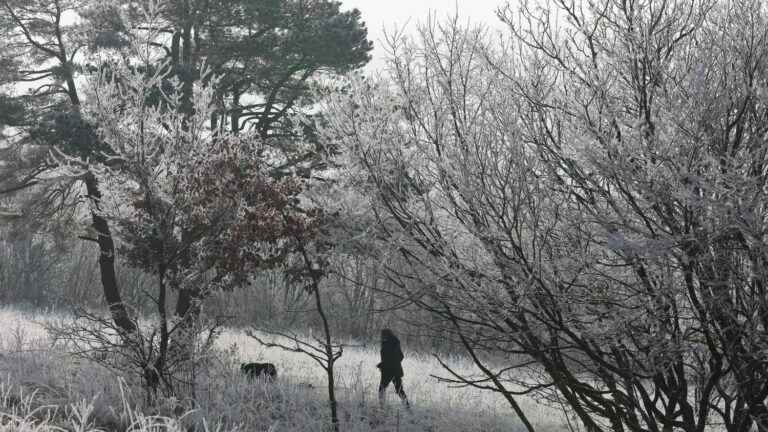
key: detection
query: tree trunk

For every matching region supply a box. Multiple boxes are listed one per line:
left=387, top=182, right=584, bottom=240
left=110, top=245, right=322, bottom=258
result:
left=168, top=6, right=204, bottom=372
left=326, top=360, right=339, bottom=432
left=316, top=280, right=339, bottom=431
left=302, top=246, right=340, bottom=432
left=156, top=262, right=171, bottom=397
left=61, top=48, right=133, bottom=334
left=175, top=283, right=201, bottom=319
left=174, top=227, right=199, bottom=319
left=61, top=44, right=134, bottom=333
left=83, top=172, right=135, bottom=333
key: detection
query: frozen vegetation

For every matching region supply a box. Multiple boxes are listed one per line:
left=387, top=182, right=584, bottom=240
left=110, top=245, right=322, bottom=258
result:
left=0, top=309, right=564, bottom=432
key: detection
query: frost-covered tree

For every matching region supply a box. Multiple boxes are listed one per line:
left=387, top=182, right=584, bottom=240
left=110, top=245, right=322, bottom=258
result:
left=82, top=0, right=372, bottom=332
left=0, top=0, right=372, bottom=333
left=322, top=1, right=768, bottom=431
left=48, top=1, right=320, bottom=400
left=0, top=0, right=138, bottom=331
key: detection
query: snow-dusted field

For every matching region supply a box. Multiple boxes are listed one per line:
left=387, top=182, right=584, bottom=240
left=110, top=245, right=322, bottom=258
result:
left=0, top=308, right=566, bottom=431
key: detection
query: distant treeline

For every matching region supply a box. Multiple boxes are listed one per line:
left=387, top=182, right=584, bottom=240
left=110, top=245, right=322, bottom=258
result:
left=0, top=231, right=456, bottom=352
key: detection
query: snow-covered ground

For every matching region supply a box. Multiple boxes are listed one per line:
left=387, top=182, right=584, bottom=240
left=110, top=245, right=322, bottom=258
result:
left=0, top=308, right=565, bottom=431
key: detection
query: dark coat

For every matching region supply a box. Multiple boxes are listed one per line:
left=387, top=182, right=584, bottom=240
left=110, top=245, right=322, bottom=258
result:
left=378, top=337, right=405, bottom=377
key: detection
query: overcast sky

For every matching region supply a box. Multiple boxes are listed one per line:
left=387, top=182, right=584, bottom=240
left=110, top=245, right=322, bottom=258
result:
left=341, top=0, right=508, bottom=71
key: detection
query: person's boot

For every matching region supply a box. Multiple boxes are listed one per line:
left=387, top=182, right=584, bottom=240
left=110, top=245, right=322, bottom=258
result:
left=400, top=394, right=410, bottom=410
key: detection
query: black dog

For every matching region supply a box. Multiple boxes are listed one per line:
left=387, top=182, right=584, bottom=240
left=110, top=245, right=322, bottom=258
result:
left=240, top=362, right=278, bottom=380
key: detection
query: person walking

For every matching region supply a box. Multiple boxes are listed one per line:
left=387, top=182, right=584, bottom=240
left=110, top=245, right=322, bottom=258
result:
left=377, top=328, right=409, bottom=408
